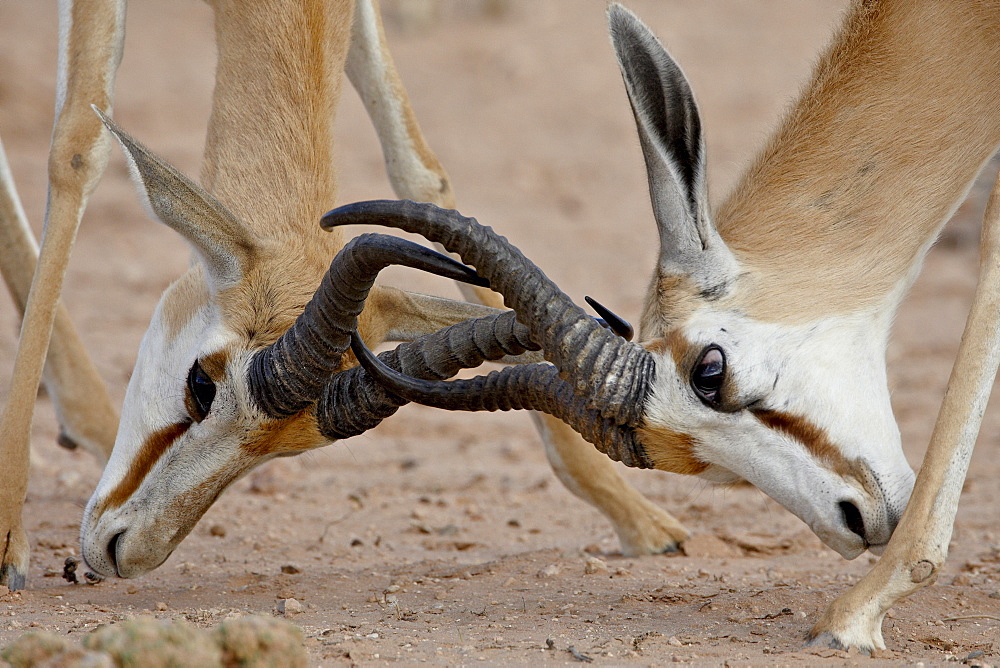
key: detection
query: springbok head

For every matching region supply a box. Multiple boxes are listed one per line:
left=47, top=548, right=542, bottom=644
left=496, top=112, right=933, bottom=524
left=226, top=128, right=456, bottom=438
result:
left=79, top=115, right=494, bottom=579
left=340, top=5, right=923, bottom=560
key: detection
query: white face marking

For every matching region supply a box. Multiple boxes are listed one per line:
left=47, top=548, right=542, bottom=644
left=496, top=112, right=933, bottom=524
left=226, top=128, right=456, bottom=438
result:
left=643, top=306, right=915, bottom=559
left=80, top=271, right=276, bottom=578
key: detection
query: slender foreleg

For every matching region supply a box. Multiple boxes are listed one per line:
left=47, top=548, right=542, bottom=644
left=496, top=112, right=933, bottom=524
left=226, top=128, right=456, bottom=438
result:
left=0, top=140, right=118, bottom=463
left=807, top=167, right=1000, bottom=652
left=0, top=0, right=125, bottom=590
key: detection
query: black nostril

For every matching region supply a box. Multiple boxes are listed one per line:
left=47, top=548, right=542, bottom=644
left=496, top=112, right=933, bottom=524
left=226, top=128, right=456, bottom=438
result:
left=839, top=501, right=866, bottom=541
left=107, top=531, right=124, bottom=575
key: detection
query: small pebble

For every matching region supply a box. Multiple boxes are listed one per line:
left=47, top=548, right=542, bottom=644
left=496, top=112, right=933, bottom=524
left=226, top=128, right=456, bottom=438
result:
left=209, top=524, right=226, bottom=537
left=156, top=602, right=168, bottom=611
left=277, top=598, right=303, bottom=617
left=537, top=564, right=561, bottom=578
left=280, top=564, right=301, bottom=575
left=584, top=556, right=608, bottom=575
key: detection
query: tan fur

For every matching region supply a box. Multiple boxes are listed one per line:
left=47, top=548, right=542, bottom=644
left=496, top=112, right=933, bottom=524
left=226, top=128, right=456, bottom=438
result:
left=716, top=0, right=1000, bottom=323
left=160, top=269, right=211, bottom=342
left=0, top=0, right=125, bottom=588
left=5, top=0, right=546, bottom=587
left=532, top=415, right=690, bottom=555
left=640, top=273, right=701, bottom=340
left=641, top=0, right=1000, bottom=489
left=636, top=425, right=707, bottom=476
left=809, top=144, right=1000, bottom=653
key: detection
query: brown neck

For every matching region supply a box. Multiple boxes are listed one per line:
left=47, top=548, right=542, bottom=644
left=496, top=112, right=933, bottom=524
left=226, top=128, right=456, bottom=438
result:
left=200, top=0, right=352, bottom=254
left=716, top=0, right=1000, bottom=322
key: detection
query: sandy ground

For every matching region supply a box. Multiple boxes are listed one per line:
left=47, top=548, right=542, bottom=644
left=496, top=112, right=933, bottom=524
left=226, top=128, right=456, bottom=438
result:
left=1, top=1, right=999, bottom=664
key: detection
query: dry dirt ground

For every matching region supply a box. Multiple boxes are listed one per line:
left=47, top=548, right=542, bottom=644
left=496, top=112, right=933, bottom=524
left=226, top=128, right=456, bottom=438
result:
left=1, top=1, right=999, bottom=665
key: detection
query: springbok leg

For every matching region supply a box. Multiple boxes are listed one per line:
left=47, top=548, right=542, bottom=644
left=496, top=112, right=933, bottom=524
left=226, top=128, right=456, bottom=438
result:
left=0, top=0, right=124, bottom=590
left=807, top=167, right=1000, bottom=652
left=0, top=140, right=118, bottom=463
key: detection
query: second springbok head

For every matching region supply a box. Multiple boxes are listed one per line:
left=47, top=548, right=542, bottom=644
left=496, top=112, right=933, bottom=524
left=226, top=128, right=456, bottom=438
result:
left=344, top=0, right=1000, bottom=561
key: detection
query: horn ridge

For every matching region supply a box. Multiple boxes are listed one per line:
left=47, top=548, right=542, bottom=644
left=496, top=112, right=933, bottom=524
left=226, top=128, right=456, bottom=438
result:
left=314, top=310, right=539, bottom=439
left=249, top=232, right=487, bottom=417
left=321, top=200, right=653, bottom=427
left=348, top=332, right=652, bottom=468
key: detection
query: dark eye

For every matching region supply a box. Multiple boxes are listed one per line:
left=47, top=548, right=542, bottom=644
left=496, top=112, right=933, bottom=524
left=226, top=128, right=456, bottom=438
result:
left=691, top=345, right=725, bottom=406
left=186, top=360, right=216, bottom=422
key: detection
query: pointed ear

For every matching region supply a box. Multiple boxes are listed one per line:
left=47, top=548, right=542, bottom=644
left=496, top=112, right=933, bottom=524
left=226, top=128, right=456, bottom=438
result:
left=94, top=107, right=256, bottom=291
left=608, top=4, right=738, bottom=297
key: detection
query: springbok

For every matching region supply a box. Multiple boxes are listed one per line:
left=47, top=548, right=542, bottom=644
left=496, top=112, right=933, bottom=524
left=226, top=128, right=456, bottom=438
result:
left=336, top=0, right=1000, bottom=651
left=1, top=0, right=674, bottom=591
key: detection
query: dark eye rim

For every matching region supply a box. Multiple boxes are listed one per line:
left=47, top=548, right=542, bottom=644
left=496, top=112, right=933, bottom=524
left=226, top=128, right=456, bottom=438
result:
left=186, top=360, right=217, bottom=422
left=691, top=344, right=726, bottom=407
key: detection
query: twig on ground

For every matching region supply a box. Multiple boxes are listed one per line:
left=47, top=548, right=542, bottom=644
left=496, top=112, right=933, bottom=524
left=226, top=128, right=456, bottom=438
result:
left=939, top=614, right=1000, bottom=623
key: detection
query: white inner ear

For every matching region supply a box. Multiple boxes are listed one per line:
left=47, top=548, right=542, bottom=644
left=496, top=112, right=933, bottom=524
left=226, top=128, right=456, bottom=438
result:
left=612, top=18, right=741, bottom=299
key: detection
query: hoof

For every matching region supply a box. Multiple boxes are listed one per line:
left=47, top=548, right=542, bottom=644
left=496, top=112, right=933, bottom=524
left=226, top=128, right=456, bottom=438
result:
left=804, top=632, right=872, bottom=656
left=57, top=428, right=80, bottom=450
left=659, top=539, right=682, bottom=554
left=0, top=561, right=26, bottom=591
left=804, top=632, right=847, bottom=650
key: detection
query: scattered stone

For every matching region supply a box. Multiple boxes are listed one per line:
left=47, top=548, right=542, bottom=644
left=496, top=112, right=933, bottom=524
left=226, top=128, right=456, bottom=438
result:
left=280, top=564, right=301, bottom=575
left=870, top=648, right=895, bottom=659
left=277, top=598, right=304, bottom=617
left=680, top=534, right=741, bottom=559
left=667, top=636, right=683, bottom=647
left=0, top=585, right=9, bottom=598
left=584, top=556, right=608, bottom=575
left=537, top=564, right=561, bottom=578
left=952, top=573, right=973, bottom=586
left=156, top=602, right=168, bottom=612
left=209, top=524, right=226, bottom=538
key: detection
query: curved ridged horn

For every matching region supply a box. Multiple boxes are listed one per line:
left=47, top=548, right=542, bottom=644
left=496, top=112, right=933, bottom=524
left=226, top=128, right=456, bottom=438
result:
left=348, top=332, right=652, bottom=468
left=248, top=232, right=487, bottom=417
left=315, top=309, right=538, bottom=438
left=313, top=298, right=634, bottom=440
left=321, top=200, right=655, bottom=427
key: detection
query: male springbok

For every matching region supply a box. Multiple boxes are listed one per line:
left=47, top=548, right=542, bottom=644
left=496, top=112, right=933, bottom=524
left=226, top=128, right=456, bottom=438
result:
left=337, top=0, right=1000, bottom=651
left=1, top=0, right=671, bottom=592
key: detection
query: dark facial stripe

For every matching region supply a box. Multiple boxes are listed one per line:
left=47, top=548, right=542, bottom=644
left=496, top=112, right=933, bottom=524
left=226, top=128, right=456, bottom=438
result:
left=98, top=421, right=191, bottom=513
left=751, top=408, right=859, bottom=479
